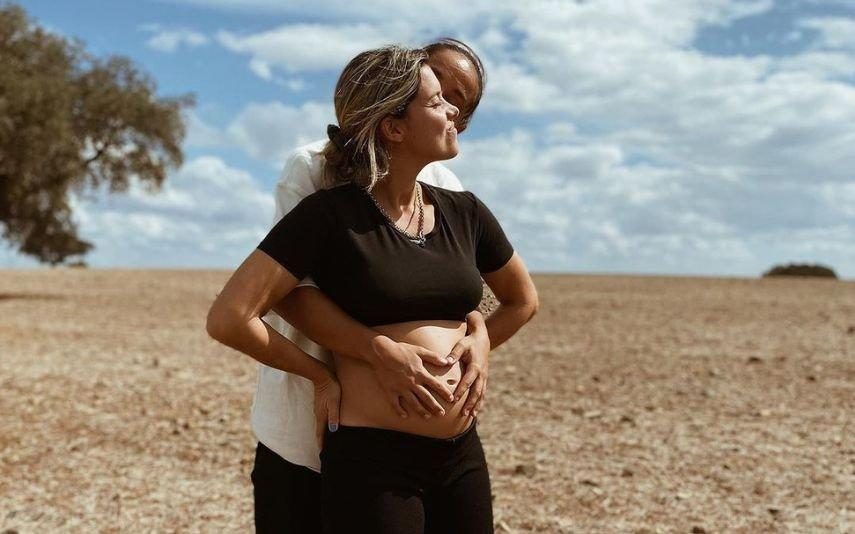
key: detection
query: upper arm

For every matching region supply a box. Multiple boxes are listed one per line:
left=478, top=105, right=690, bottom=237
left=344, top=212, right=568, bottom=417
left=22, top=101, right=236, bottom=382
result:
left=471, top=193, right=514, bottom=275
left=257, top=190, right=332, bottom=282
left=208, top=249, right=302, bottom=336
left=468, top=193, right=538, bottom=309
left=209, top=189, right=332, bottom=331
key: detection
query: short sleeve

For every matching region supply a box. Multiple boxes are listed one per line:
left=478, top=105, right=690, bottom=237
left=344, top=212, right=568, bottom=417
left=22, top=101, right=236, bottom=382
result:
left=470, top=193, right=514, bottom=274
left=257, top=190, right=333, bottom=280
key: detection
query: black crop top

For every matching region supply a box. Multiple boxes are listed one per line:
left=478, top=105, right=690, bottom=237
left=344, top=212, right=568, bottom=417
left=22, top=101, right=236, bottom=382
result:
left=256, top=181, right=514, bottom=327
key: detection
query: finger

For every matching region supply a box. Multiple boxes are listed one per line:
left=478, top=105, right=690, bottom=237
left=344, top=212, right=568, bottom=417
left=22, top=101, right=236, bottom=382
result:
left=452, top=365, right=480, bottom=401
left=327, top=395, right=340, bottom=433
left=405, top=392, right=431, bottom=419
left=462, top=376, right=483, bottom=416
left=473, top=396, right=484, bottom=418
left=388, top=392, right=408, bottom=418
left=445, top=342, right=467, bottom=365
left=421, top=372, right=455, bottom=403
left=413, top=385, right=445, bottom=417
left=412, top=392, right=445, bottom=418
left=418, top=347, right=453, bottom=367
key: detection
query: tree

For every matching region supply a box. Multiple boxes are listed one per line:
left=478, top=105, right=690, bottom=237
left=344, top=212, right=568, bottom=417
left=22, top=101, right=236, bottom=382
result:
left=0, top=4, right=193, bottom=265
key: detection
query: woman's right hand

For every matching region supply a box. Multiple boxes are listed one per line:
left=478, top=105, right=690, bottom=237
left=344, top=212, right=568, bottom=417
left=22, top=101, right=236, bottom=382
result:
left=369, top=337, right=455, bottom=419
left=313, top=374, right=341, bottom=449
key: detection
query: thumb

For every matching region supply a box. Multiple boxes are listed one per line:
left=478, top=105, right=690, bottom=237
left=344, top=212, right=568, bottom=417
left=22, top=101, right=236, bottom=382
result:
left=419, top=346, right=452, bottom=366
left=445, top=342, right=467, bottom=365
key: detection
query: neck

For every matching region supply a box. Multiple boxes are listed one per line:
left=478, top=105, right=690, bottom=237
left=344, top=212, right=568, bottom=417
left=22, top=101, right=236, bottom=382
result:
left=371, top=152, right=428, bottom=210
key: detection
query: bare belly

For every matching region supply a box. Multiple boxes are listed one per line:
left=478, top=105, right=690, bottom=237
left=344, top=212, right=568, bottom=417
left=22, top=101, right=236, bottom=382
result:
left=333, top=320, right=475, bottom=438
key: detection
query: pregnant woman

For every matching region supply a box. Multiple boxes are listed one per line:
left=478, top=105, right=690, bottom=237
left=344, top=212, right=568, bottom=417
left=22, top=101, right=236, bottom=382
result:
left=207, top=45, right=538, bottom=533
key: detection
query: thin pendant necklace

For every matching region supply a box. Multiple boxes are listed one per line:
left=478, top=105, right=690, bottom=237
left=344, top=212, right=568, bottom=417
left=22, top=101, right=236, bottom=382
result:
left=366, top=182, right=426, bottom=247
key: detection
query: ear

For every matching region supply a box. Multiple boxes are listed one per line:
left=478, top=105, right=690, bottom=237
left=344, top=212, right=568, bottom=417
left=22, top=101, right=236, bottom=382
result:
left=379, top=116, right=406, bottom=144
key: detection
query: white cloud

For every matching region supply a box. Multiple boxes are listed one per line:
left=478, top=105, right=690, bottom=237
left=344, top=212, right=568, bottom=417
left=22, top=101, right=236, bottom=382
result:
left=185, top=112, right=227, bottom=148
left=140, top=24, right=208, bottom=53
left=216, top=23, right=408, bottom=73
left=170, top=0, right=499, bottom=26
left=21, top=0, right=848, bottom=277
left=184, top=101, right=333, bottom=167
left=226, top=101, right=334, bottom=166
left=776, top=51, right=855, bottom=79
left=246, top=59, right=306, bottom=90
left=249, top=58, right=273, bottom=80
left=447, top=125, right=854, bottom=276
left=70, top=157, right=275, bottom=267
left=799, top=17, right=855, bottom=51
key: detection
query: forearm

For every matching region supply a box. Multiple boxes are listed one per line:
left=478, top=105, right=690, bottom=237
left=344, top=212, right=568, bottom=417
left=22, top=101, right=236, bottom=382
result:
left=273, top=287, right=389, bottom=366
left=482, top=302, right=536, bottom=350
left=209, top=314, right=332, bottom=384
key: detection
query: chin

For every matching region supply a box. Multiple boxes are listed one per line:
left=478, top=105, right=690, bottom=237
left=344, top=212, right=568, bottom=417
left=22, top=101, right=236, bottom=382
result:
left=438, top=142, right=459, bottom=161
left=433, top=151, right=458, bottom=162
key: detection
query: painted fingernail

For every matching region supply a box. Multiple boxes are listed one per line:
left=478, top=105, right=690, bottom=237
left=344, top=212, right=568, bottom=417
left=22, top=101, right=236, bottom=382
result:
left=328, top=422, right=338, bottom=432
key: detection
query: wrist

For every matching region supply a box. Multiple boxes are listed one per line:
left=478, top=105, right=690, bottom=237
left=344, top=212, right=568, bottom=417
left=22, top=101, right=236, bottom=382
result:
left=367, top=334, right=395, bottom=368
left=466, top=310, right=486, bottom=334
left=308, top=362, right=336, bottom=386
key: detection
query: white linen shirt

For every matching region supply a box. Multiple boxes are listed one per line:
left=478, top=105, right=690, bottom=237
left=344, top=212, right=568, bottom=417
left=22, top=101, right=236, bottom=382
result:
left=251, top=139, right=465, bottom=472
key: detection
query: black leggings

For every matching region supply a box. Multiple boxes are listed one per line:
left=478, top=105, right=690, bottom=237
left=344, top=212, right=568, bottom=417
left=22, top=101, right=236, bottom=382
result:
left=320, top=421, right=493, bottom=534
left=251, top=441, right=322, bottom=533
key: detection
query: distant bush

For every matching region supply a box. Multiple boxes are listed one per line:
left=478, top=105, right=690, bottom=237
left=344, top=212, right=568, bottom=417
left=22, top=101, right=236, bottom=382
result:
left=762, top=263, right=837, bottom=279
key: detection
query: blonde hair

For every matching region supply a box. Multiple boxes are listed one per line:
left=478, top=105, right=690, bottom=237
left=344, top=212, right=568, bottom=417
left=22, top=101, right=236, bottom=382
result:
left=322, top=45, right=428, bottom=191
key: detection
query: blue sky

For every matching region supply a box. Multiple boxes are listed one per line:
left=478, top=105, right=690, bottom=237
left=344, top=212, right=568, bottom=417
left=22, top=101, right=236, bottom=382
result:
left=3, top=0, right=854, bottom=278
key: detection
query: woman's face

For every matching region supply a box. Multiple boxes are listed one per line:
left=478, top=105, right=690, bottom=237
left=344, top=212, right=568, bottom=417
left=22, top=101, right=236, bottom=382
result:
left=398, top=64, right=460, bottom=163
left=426, top=48, right=480, bottom=133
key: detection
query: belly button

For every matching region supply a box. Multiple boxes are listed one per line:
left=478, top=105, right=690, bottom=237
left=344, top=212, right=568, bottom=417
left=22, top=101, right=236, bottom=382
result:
left=446, top=379, right=457, bottom=385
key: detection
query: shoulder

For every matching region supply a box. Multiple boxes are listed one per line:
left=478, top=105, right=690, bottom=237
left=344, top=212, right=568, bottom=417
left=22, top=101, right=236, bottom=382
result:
left=289, top=139, right=327, bottom=162
left=324, top=181, right=361, bottom=196
left=309, top=181, right=362, bottom=207
left=421, top=182, right=477, bottom=213
left=277, top=140, right=327, bottom=190
left=418, top=161, right=464, bottom=191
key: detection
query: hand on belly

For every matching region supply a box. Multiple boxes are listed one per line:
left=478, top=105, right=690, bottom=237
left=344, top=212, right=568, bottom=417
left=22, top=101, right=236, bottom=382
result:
left=334, top=320, right=476, bottom=438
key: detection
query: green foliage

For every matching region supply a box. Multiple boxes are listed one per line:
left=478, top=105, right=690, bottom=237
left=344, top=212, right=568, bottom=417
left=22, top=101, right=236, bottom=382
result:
left=0, top=3, right=193, bottom=264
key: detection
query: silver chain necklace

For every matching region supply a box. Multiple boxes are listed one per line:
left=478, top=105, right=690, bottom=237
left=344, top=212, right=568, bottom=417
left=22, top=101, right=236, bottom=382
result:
left=366, top=182, right=426, bottom=247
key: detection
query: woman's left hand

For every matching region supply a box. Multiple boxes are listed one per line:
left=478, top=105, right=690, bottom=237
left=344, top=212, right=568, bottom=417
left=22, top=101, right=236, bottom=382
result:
left=446, top=319, right=491, bottom=417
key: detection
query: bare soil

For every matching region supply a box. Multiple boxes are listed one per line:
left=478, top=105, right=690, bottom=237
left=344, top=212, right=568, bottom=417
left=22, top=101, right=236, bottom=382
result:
left=0, top=270, right=852, bottom=533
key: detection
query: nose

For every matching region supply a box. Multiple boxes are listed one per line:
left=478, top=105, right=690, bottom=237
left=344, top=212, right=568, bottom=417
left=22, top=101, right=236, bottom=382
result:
left=447, top=102, right=459, bottom=120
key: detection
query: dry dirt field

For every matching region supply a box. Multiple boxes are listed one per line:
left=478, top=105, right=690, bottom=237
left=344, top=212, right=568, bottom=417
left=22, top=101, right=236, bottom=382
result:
left=0, top=269, right=853, bottom=533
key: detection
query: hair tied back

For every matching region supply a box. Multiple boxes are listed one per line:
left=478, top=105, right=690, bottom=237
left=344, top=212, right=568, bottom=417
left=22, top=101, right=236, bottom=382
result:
left=327, top=124, right=354, bottom=152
